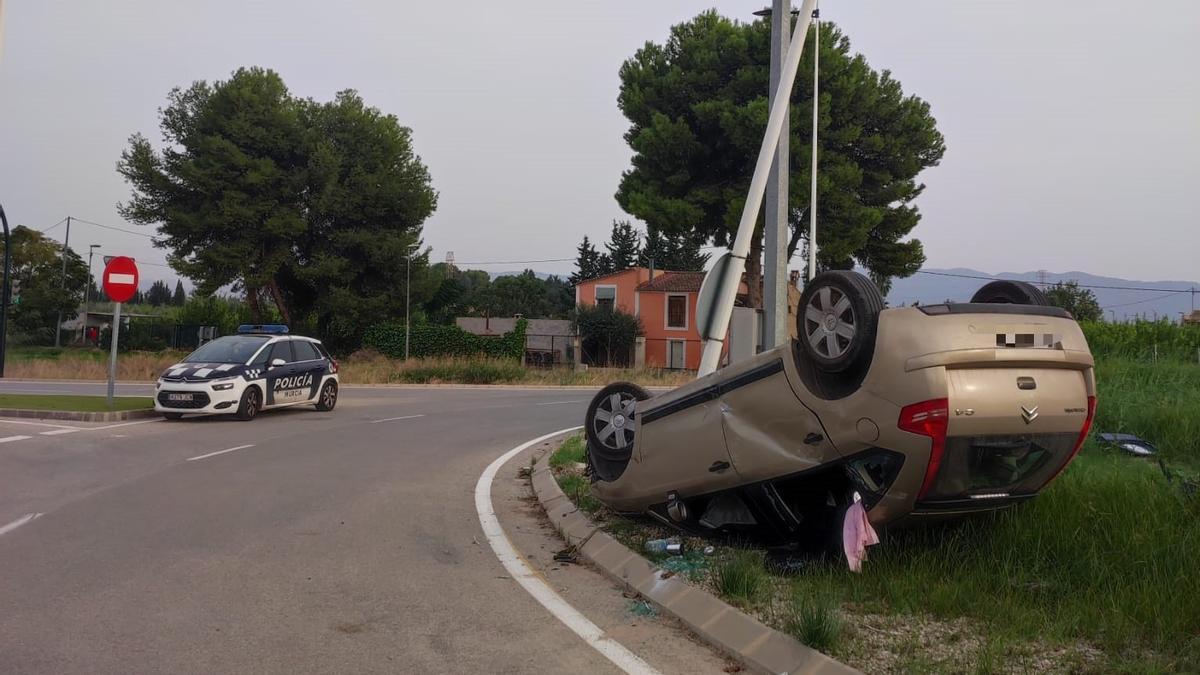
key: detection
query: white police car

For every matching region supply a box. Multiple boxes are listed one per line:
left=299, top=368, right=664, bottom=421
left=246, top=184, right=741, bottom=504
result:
left=155, top=325, right=339, bottom=421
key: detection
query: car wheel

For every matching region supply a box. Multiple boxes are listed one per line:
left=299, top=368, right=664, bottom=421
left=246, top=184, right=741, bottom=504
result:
left=585, top=382, right=650, bottom=482
left=969, top=280, right=1049, bottom=305
left=798, top=271, right=884, bottom=373
left=235, top=386, right=261, bottom=421
left=162, top=413, right=184, bottom=421
left=315, top=380, right=338, bottom=411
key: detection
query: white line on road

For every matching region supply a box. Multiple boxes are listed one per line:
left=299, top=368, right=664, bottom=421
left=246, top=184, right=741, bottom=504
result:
left=368, top=414, right=426, bottom=424
left=187, top=444, right=254, bottom=462
left=40, top=428, right=80, bottom=436
left=535, top=400, right=584, bottom=406
left=0, top=513, right=42, bottom=536
left=475, top=427, right=660, bottom=675
left=88, top=419, right=162, bottom=431
left=0, top=435, right=32, bottom=443
left=0, top=419, right=82, bottom=430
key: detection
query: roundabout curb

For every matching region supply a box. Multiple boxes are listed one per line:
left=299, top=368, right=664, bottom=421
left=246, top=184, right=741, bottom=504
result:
left=529, top=435, right=861, bottom=675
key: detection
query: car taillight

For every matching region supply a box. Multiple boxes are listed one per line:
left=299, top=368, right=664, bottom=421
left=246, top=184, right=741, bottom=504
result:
left=898, top=398, right=949, bottom=500
left=329, top=359, right=339, bottom=374
left=1046, top=395, right=1096, bottom=483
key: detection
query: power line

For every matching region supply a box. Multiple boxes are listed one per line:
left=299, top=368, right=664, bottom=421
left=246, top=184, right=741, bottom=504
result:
left=1101, top=292, right=1183, bottom=310
left=450, top=257, right=575, bottom=265
left=68, top=217, right=157, bottom=239
left=36, top=217, right=70, bottom=234
left=913, top=269, right=1192, bottom=294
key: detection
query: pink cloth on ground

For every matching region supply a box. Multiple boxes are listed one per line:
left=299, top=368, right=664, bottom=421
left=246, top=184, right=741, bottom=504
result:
left=842, top=501, right=880, bottom=572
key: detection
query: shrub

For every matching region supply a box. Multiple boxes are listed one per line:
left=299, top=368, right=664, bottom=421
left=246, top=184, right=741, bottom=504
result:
left=362, top=319, right=526, bottom=360
left=572, top=303, right=641, bottom=367
left=780, top=590, right=842, bottom=652
left=1081, top=320, right=1200, bottom=362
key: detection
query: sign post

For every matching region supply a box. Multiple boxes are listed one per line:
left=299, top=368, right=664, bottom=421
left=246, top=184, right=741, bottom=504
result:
left=101, top=256, right=139, bottom=407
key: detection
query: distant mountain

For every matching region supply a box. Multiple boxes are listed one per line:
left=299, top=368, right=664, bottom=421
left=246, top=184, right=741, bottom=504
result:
left=888, top=268, right=1200, bottom=321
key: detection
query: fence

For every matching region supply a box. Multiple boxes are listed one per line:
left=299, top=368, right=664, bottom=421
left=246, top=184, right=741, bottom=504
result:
left=524, top=333, right=575, bottom=368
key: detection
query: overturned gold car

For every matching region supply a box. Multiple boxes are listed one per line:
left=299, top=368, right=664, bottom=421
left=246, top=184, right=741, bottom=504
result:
left=584, top=271, right=1096, bottom=552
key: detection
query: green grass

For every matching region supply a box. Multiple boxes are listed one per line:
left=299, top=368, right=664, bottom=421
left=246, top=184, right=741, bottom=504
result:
left=0, top=394, right=154, bottom=412
left=1094, top=357, right=1200, bottom=469
left=780, top=590, right=843, bottom=653
left=712, top=550, right=767, bottom=604
left=549, top=433, right=586, bottom=469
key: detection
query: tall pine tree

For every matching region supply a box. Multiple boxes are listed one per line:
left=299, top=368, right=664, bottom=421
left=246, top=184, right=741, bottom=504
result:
left=173, top=280, right=187, bottom=306
left=570, top=235, right=609, bottom=285
left=638, top=226, right=709, bottom=271
left=604, top=220, right=641, bottom=272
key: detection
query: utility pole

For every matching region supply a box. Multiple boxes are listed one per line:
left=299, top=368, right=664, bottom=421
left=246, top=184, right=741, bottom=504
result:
left=0, top=202, right=12, bottom=377
left=759, top=0, right=792, bottom=350
left=807, top=4, right=820, bottom=282
left=54, top=216, right=71, bottom=347
left=84, top=244, right=100, bottom=344
left=405, top=244, right=418, bottom=360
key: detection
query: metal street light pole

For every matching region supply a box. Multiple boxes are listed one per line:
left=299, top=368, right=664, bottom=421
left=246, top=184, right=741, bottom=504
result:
left=405, top=244, right=419, bottom=360
left=808, top=4, right=820, bottom=281
left=0, top=202, right=11, bottom=378
left=55, top=215, right=71, bottom=347
left=757, top=0, right=793, bottom=350
left=85, top=244, right=100, bottom=344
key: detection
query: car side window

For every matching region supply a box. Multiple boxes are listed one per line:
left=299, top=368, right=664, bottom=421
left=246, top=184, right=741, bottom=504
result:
left=293, top=340, right=321, bottom=362
left=270, top=340, right=297, bottom=364
left=249, top=345, right=270, bottom=368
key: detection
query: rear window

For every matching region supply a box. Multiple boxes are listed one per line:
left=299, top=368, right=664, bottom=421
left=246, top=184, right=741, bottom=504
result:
left=293, top=340, right=322, bottom=361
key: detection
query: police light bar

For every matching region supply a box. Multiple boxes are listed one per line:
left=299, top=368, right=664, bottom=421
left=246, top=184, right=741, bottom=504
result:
left=237, top=324, right=289, bottom=334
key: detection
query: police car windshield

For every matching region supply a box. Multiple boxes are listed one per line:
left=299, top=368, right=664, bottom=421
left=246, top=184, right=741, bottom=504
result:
left=183, top=335, right=271, bottom=364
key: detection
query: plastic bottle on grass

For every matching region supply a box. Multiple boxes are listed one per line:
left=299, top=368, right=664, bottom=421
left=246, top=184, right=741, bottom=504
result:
left=644, top=538, right=683, bottom=555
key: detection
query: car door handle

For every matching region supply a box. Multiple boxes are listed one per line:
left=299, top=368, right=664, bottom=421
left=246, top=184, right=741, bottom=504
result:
left=708, top=460, right=731, bottom=473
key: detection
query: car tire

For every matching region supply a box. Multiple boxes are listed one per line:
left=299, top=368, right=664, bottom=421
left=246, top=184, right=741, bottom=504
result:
left=315, top=380, right=338, bottom=412
left=235, top=386, right=261, bottom=421
left=797, top=271, right=884, bottom=373
left=969, top=280, right=1049, bottom=305
left=585, top=382, right=651, bottom=482
left=162, top=413, right=184, bottom=421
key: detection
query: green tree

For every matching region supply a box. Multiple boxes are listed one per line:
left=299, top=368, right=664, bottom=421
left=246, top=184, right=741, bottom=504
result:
left=283, top=90, right=437, bottom=351
left=570, top=235, right=610, bottom=285
left=145, top=280, right=172, bottom=306
left=118, top=67, right=308, bottom=323
left=638, top=225, right=710, bottom=271
left=117, top=68, right=437, bottom=352
left=1045, top=281, right=1102, bottom=322
left=604, top=220, right=641, bottom=271
left=616, top=13, right=945, bottom=303
left=172, top=280, right=187, bottom=306
left=0, top=226, right=89, bottom=343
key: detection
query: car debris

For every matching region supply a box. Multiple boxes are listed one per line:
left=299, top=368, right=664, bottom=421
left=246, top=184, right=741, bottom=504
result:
left=1097, top=432, right=1158, bottom=457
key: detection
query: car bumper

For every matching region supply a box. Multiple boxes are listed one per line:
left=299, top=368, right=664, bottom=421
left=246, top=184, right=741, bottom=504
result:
left=154, top=380, right=243, bottom=415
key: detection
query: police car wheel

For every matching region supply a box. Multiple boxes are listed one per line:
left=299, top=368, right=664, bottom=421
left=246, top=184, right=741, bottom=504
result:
left=315, top=381, right=338, bottom=411
left=236, top=386, right=261, bottom=421
left=162, top=413, right=184, bottom=421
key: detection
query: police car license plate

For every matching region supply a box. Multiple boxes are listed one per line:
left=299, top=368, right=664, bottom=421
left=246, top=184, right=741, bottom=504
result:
left=168, top=393, right=194, bottom=402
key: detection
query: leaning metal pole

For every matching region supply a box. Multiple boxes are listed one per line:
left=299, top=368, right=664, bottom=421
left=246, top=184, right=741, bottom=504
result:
left=697, top=0, right=817, bottom=377
left=808, top=5, right=820, bottom=281
left=0, top=202, right=11, bottom=378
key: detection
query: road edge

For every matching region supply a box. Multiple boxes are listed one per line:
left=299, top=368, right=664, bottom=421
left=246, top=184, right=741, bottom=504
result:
left=0, top=408, right=159, bottom=422
left=530, top=438, right=861, bottom=675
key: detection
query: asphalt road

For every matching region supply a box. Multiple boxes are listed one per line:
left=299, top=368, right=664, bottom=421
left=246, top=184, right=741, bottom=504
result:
left=0, top=383, right=718, bottom=673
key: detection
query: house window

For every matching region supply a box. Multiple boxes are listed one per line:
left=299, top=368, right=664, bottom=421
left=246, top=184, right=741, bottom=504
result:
left=666, top=294, right=687, bottom=329
left=595, top=285, right=616, bottom=311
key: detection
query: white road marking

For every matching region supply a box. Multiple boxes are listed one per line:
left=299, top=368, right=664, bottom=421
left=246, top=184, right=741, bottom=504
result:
left=0, top=435, right=32, bottom=443
left=0, top=513, right=42, bottom=536
left=87, top=419, right=162, bottom=431
left=187, top=444, right=255, bottom=462
left=0, top=419, right=82, bottom=430
left=535, top=400, right=584, bottom=406
left=475, top=427, right=660, bottom=675
left=368, top=414, right=426, bottom=424
left=40, top=428, right=80, bottom=436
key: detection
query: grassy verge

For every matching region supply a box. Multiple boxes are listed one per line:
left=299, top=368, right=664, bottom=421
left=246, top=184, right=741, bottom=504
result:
left=4, top=347, right=692, bottom=387
left=543, top=354, right=1200, bottom=672
left=0, top=394, right=154, bottom=412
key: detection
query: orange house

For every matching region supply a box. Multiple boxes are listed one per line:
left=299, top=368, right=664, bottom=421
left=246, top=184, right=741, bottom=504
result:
left=575, top=267, right=710, bottom=370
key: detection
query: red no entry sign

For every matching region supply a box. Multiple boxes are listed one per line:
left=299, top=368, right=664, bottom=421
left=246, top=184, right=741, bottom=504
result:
left=102, top=256, right=139, bottom=304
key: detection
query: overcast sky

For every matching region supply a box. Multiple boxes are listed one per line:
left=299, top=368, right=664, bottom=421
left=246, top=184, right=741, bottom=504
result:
left=1, top=0, right=1197, bottom=286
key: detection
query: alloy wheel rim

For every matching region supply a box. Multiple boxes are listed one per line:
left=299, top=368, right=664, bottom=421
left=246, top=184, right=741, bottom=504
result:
left=804, top=285, right=856, bottom=359
left=593, top=392, right=638, bottom=450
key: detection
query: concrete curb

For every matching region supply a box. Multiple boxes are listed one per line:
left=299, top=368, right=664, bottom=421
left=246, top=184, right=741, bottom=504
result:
left=0, top=408, right=159, bottom=422
left=528, top=441, right=861, bottom=675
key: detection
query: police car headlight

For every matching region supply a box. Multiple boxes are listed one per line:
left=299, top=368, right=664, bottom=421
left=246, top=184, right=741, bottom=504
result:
left=212, top=381, right=236, bottom=391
